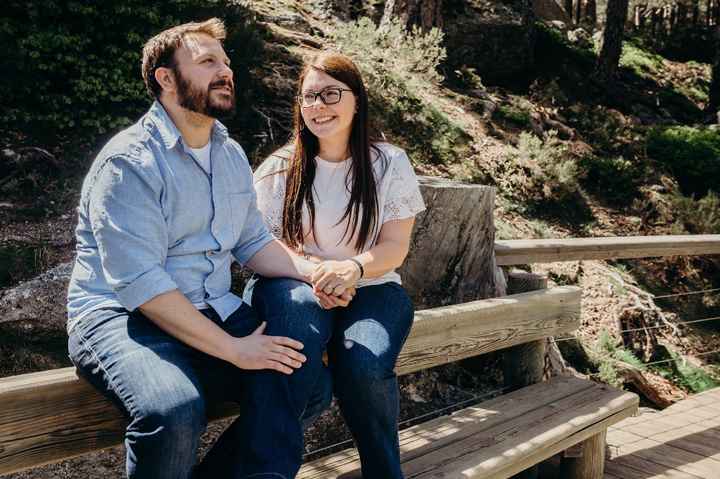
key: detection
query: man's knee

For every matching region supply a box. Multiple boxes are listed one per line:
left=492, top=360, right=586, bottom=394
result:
left=129, top=385, right=207, bottom=443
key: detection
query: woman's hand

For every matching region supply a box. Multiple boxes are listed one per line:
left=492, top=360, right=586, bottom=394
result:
left=316, top=286, right=356, bottom=309
left=311, top=260, right=362, bottom=296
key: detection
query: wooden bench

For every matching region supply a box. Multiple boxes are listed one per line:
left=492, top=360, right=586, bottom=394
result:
left=0, top=286, right=638, bottom=477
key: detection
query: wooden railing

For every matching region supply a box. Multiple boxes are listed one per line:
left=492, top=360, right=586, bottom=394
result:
left=495, top=234, right=720, bottom=265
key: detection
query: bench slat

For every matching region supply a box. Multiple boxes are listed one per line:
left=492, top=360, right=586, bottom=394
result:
left=0, top=287, right=581, bottom=475
left=299, top=376, right=638, bottom=479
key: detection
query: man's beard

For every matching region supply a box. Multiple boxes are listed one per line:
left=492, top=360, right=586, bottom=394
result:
left=175, top=70, right=236, bottom=120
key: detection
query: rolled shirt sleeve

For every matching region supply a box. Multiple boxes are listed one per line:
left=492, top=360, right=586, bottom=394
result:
left=88, top=156, right=178, bottom=311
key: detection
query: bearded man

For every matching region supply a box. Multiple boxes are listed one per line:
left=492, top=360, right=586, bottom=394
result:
left=66, top=19, right=346, bottom=479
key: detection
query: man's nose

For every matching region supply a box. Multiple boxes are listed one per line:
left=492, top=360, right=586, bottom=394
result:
left=219, top=63, right=233, bottom=80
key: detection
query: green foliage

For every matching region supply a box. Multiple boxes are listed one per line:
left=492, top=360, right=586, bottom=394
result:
left=509, top=131, right=580, bottom=204
left=495, top=105, right=532, bottom=128
left=650, top=349, right=720, bottom=394
left=579, top=155, right=642, bottom=204
left=646, top=126, right=720, bottom=196
left=331, top=17, right=471, bottom=165
left=594, top=329, right=646, bottom=388
left=619, top=40, right=665, bottom=78
left=0, top=0, right=263, bottom=152
left=670, top=191, right=720, bottom=234
left=673, top=360, right=720, bottom=393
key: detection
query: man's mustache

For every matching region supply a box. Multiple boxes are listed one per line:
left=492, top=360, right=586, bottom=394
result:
left=209, top=79, right=234, bottom=91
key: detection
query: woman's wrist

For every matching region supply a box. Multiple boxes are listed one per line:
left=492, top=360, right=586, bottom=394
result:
left=347, top=257, right=364, bottom=281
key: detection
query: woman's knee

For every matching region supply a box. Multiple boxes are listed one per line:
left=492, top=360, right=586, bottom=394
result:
left=253, top=277, right=332, bottom=347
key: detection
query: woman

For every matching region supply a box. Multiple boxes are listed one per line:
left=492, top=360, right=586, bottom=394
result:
left=251, top=51, right=425, bottom=478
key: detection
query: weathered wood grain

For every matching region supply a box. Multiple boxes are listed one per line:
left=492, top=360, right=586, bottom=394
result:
left=297, top=375, right=638, bottom=479
left=495, top=235, right=720, bottom=265
left=0, top=286, right=580, bottom=474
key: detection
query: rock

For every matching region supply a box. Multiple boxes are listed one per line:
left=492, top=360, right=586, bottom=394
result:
left=567, top=27, right=593, bottom=50
left=533, top=0, right=571, bottom=23
left=0, top=262, right=72, bottom=327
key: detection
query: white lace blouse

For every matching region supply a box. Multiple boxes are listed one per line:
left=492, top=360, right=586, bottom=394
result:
left=253, top=142, right=426, bottom=288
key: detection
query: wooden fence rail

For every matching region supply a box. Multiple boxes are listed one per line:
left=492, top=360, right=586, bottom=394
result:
left=495, top=234, right=720, bottom=265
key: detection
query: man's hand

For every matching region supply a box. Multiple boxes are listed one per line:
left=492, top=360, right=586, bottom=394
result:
left=316, top=286, right=356, bottom=309
left=225, top=322, right=307, bottom=375
left=311, top=260, right=362, bottom=296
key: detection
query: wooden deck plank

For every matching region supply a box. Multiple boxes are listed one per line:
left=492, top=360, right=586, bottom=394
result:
left=613, top=438, right=720, bottom=478
left=606, top=455, right=704, bottom=479
left=605, top=388, right=720, bottom=479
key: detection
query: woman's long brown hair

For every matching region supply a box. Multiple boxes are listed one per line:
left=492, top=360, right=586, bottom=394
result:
left=281, top=51, right=384, bottom=253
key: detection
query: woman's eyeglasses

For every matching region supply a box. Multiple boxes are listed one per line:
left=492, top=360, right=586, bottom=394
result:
left=297, top=87, right=354, bottom=107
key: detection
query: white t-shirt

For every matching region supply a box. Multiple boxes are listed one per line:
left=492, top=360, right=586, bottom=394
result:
left=189, top=141, right=212, bottom=309
left=189, top=141, right=212, bottom=176
left=253, top=142, right=426, bottom=288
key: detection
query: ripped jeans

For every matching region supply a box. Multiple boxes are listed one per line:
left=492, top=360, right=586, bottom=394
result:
left=249, top=278, right=414, bottom=479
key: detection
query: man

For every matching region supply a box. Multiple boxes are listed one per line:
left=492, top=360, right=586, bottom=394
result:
left=67, top=18, right=347, bottom=479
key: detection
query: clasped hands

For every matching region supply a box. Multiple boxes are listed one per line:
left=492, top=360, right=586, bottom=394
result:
left=309, top=259, right=362, bottom=309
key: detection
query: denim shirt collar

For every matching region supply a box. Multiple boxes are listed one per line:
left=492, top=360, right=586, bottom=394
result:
left=148, top=100, right=229, bottom=151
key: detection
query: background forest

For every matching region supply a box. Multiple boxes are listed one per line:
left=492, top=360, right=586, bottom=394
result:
left=1, top=0, right=720, bottom=476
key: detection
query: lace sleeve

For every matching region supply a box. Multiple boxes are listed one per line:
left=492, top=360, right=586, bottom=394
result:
left=253, top=169, right=285, bottom=238
left=383, top=150, right=426, bottom=223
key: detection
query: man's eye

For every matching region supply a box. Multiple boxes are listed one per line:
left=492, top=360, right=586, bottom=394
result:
left=202, top=58, right=214, bottom=64
left=303, top=94, right=316, bottom=103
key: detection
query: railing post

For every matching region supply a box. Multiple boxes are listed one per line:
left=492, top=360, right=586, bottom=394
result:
left=503, top=270, right=547, bottom=479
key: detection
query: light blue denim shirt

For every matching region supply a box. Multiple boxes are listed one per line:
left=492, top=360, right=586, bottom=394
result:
left=67, top=101, right=273, bottom=332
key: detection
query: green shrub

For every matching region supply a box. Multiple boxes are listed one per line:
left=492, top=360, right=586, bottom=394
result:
left=495, top=105, right=532, bottom=128
left=0, top=0, right=264, bottom=153
left=330, top=17, right=471, bottom=165
left=509, top=131, right=580, bottom=204
left=671, top=190, right=720, bottom=234
left=646, top=126, right=720, bottom=196
left=619, top=40, right=665, bottom=78
left=579, top=155, right=642, bottom=204
left=650, top=349, right=720, bottom=394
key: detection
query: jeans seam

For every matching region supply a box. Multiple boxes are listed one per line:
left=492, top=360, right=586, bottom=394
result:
left=74, top=327, right=139, bottom=418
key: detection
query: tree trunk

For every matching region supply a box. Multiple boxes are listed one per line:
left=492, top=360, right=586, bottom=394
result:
left=565, top=0, right=574, bottom=23
left=693, top=0, right=700, bottom=24
left=576, top=0, right=583, bottom=25
left=596, top=0, right=629, bottom=85
left=586, top=0, right=597, bottom=27
left=381, top=0, right=443, bottom=31
left=708, top=0, right=713, bottom=26
left=677, top=3, right=688, bottom=28
left=709, top=25, right=720, bottom=119
left=522, top=0, right=536, bottom=71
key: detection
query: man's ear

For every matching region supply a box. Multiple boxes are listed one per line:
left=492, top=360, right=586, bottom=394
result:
left=155, top=67, right=176, bottom=94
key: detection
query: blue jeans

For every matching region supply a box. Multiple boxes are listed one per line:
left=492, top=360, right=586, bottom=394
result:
left=250, top=279, right=414, bottom=479
left=68, top=296, right=332, bottom=479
